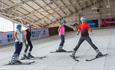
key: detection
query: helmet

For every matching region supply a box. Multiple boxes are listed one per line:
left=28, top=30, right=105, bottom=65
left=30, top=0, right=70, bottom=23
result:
left=60, top=17, right=67, bottom=25
left=16, top=24, right=22, bottom=30
left=80, top=16, right=87, bottom=22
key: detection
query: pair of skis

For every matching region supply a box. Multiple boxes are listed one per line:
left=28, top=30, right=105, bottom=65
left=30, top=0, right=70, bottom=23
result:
left=21, top=56, right=47, bottom=60
left=4, top=56, right=47, bottom=66
left=50, top=50, right=108, bottom=61
left=70, top=53, right=108, bottom=62
left=4, top=61, right=35, bottom=66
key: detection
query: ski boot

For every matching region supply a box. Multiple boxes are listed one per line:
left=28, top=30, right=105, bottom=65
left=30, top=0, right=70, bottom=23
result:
left=28, top=53, right=34, bottom=58
left=21, top=54, right=30, bottom=60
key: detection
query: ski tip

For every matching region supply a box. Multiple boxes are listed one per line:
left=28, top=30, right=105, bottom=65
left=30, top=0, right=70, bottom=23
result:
left=76, top=60, right=79, bottom=62
left=85, top=59, right=90, bottom=61
left=85, top=53, right=109, bottom=61
left=69, top=55, right=79, bottom=62
left=105, top=53, right=109, bottom=55
left=30, top=61, right=36, bottom=64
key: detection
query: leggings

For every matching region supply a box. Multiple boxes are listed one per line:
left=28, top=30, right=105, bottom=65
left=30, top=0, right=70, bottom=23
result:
left=24, top=40, right=33, bottom=53
left=74, top=36, right=98, bottom=51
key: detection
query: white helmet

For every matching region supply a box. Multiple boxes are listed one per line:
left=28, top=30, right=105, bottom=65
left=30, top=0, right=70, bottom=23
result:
left=80, top=16, right=87, bottom=22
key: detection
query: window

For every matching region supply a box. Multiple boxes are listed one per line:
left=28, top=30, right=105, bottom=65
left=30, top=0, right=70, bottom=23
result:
left=0, top=17, right=27, bottom=32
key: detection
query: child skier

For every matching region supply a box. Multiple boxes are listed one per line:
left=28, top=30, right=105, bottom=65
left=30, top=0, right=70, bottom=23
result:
left=9, top=24, right=24, bottom=64
left=71, top=16, right=104, bottom=59
left=21, top=24, right=34, bottom=59
left=56, top=18, right=67, bottom=52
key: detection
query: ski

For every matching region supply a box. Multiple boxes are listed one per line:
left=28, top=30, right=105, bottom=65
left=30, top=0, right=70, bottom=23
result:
left=86, top=54, right=108, bottom=61
left=50, top=51, right=73, bottom=53
left=4, top=61, right=35, bottom=66
left=69, top=55, right=79, bottom=62
left=28, top=56, right=47, bottom=60
left=21, top=56, right=47, bottom=60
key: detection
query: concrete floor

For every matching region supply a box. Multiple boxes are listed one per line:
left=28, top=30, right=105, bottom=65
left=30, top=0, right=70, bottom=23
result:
left=0, top=28, right=115, bottom=70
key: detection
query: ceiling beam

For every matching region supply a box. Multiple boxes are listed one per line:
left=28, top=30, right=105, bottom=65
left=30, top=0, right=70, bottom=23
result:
left=42, top=0, right=62, bottom=18
left=52, top=0, right=67, bottom=16
left=61, top=0, right=73, bottom=14
left=69, top=0, right=78, bottom=13
left=32, top=0, right=55, bottom=23
left=75, top=0, right=82, bottom=11
left=1, top=0, right=33, bottom=10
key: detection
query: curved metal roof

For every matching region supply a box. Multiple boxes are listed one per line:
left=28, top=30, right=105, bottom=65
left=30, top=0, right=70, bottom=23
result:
left=0, top=0, right=114, bottom=28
